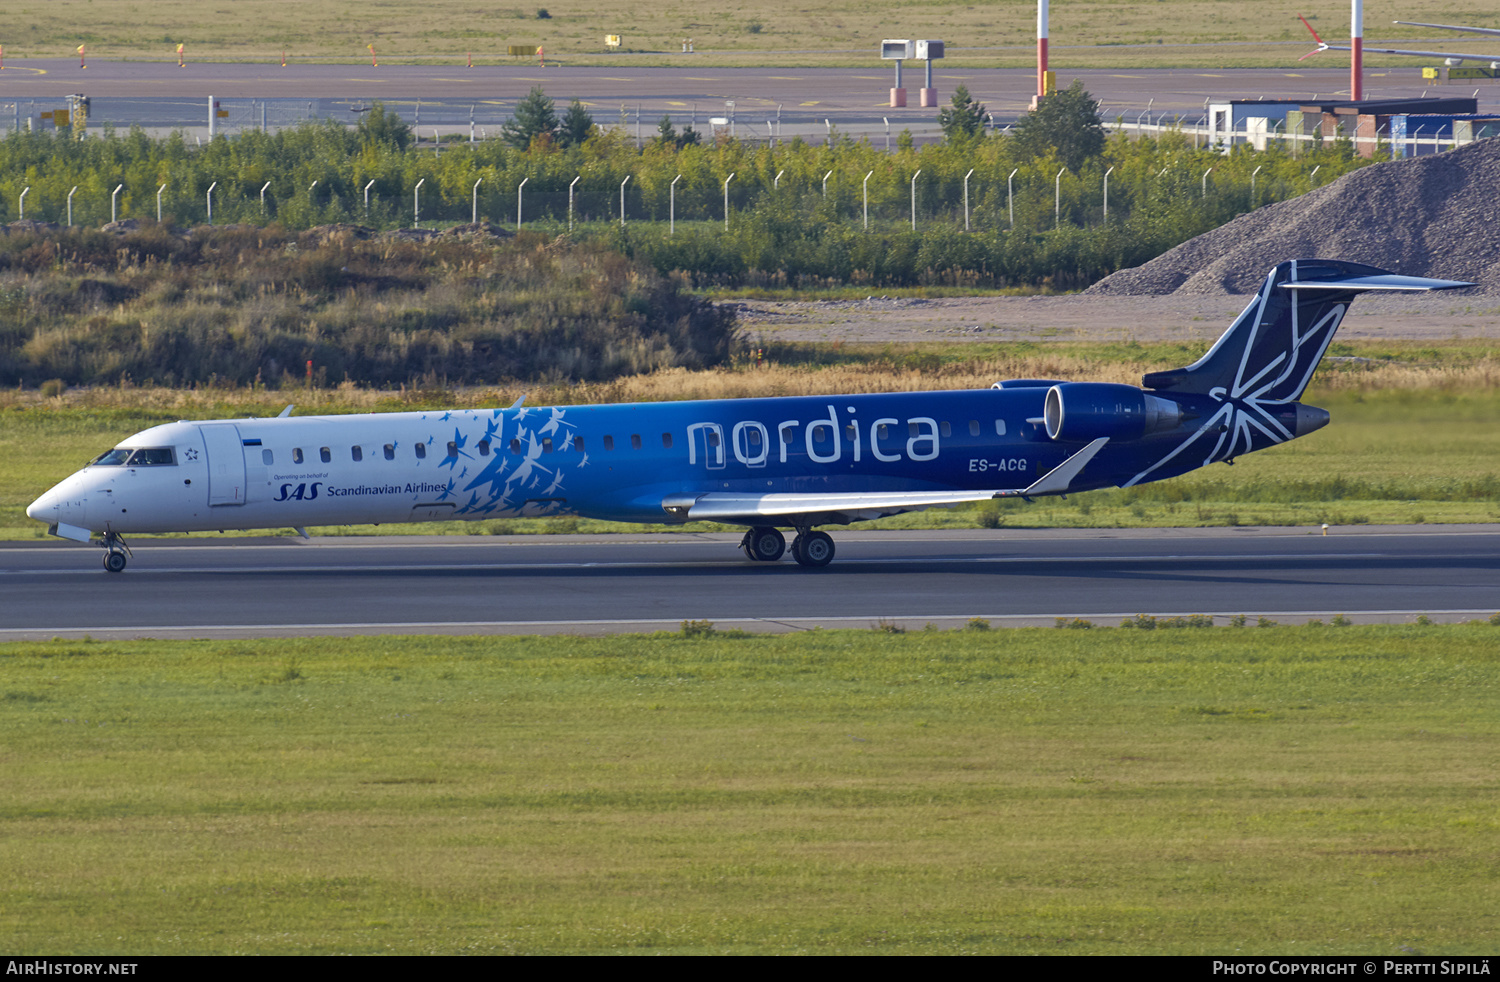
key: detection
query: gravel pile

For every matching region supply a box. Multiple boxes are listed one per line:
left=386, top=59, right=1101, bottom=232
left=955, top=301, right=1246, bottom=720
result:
left=1086, top=137, right=1500, bottom=296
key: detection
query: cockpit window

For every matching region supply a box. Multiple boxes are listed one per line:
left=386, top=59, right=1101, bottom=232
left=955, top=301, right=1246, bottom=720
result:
left=94, top=447, right=175, bottom=466
left=126, top=448, right=177, bottom=466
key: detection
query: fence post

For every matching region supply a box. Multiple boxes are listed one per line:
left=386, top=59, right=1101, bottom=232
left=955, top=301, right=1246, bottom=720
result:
left=158, top=183, right=168, bottom=222
left=1309, top=164, right=1321, bottom=188
left=863, top=170, right=873, bottom=231
left=364, top=180, right=375, bottom=217
left=204, top=182, right=214, bottom=224
left=910, top=169, right=921, bottom=231
left=414, top=177, right=424, bottom=225
left=963, top=168, right=974, bottom=232
left=1008, top=168, right=1018, bottom=229
left=1103, top=166, right=1113, bottom=222
left=774, top=169, right=783, bottom=190
left=111, top=184, right=124, bottom=223
left=670, top=174, right=681, bottom=234
left=1054, top=167, right=1065, bottom=227
left=18, top=186, right=27, bottom=221
left=569, top=175, right=580, bottom=231
left=1250, top=165, right=1262, bottom=207
left=68, top=186, right=78, bottom=226
left=259, top=181, right=270, bottom=216
left=822, top=170, right=832, bottom=197
left=723, top=173, right=734, bottom=230
left=473, top=178, right=482, bottom=224
left=1201, top=167, right=1212, bottom=198
left=517, top=177, right=527, bottom=228
left=620, top=174, right=630, bottom=227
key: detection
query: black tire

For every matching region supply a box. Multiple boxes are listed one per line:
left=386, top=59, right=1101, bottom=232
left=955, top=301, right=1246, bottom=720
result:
left=103, top=550, right=127, bottom=573
left=793, top=531, right=835, bottom=567
left=746, top=526, right=786, bottom=562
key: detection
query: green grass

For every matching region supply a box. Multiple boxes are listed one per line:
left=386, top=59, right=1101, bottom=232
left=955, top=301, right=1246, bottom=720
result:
left=2, top=625, right=1497, bottom=954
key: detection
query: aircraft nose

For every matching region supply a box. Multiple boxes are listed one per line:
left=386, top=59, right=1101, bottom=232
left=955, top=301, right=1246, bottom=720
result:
left=26, top=488, right=58, bottom=523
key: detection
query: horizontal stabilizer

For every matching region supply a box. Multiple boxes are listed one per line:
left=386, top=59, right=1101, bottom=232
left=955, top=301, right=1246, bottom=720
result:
left=1281, top=273, right=1474, bottom=292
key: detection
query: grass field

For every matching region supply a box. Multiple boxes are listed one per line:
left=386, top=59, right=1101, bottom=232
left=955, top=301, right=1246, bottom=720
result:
left=4, top=0, right=1494, bottom=68
left=1, top=625, right=1495, bottom=954
left=5, top=341, right=1500, bottom=538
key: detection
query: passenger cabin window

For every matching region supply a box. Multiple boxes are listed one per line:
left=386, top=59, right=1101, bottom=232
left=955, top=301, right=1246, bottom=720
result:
left=603, top=435, right=615, bottom=451
left=542, top=438, right=554, bottom=453
left=510, top=438, right=522, bottom=454
left=630, top=434, right=642, bottom=450
left=662, top=433, right=673, bottom=449
left=995, top=420, right=1007, bottom=436
left=574, top=436, right=585, bottom=452
left=477, top=439, right=490, bottom=456
left=384, top=444, right=395, bottom=460
left=292, top=448, right=304, bottom=464
left=415, top=443, right=427, bottom=459
left=940, top=421, right=952, bottom=438
left=447, top=441, right=458, bottom=457
left=351, top=446, right=362, bottom=462
left=876, top=423, right=889, bottom=440
left=969, top=420, right=981, bottom=437
left=263, top=449, right=275, bottom=465
left=320, top=447, right=331, bottom=463
left=126, top=448, right=176, bottom=466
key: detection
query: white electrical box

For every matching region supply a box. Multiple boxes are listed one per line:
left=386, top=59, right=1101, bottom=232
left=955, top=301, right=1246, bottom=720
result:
left=915, top=40, right=944, bottom=60
left=881, top=39, right=914, bottom=60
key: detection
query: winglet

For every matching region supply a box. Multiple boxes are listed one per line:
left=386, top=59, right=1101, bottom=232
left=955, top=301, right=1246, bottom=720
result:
left=1017, top=437, right=1109, bottom=497
left=277, top=404, right=295, bottom=418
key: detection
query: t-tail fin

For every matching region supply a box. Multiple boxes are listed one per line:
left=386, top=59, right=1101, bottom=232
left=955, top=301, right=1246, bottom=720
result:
left=1142, top=260, right=1470, bottom=402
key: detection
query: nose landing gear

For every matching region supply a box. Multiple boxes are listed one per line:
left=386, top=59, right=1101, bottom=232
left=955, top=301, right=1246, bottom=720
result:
left=101, top=531, right=132, bottom=573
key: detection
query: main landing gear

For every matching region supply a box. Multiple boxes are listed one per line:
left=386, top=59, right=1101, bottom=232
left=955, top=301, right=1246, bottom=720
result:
left=740, top=526, right=835, bottom=567
left=101, top=531, right=132, bottom=573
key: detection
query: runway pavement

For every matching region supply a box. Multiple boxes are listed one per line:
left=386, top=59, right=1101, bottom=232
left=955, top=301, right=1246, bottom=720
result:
left=2, top=526, right=1495, bottom=639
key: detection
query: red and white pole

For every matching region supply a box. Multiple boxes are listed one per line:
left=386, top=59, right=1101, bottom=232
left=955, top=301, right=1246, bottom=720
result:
left=1350, top=0, right=1363, bottom=101
left=1037, top=0, right=1049, bottom=100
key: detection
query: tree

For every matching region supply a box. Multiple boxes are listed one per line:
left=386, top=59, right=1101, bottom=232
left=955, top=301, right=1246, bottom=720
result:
left=356, top=102, right=412, bottom=151
left=652, top=115, right=702, bottom=150
left=1009, top=79, right=1106, bottom=172
left=937, top=85, right=987, bottom=142
left=502, top=87, right=560, bottom=149
left=559, top=98, right=595, bottom=147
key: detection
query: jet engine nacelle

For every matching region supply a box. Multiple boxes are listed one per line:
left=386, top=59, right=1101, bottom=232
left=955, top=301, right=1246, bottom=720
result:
left=1044, top=382, right=1184, bottom=443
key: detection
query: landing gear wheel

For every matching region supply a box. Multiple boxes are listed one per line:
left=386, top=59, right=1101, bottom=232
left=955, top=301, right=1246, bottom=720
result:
left=742, top=526, right=786, bottom=562
left=103, top=550, right=127, bottom=573
left=792, top=530, right=835, bottom=568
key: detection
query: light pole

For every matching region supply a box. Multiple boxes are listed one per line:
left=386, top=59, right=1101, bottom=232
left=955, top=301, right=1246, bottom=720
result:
left=111, top=184, right=123, bottom=223
left=910, top=169, right=921, bottom=231
left=863, top=170, right=873, bottom=231
left=723, top=173, right=735, bottom=230
left=670, top=174, right=681, bottom=234
left=517, top=177, right=527, bottom=228
left=620, top=174, right=630, bottom=227
left=414, top=177, right=424, bottom=225
left=1008, top=168, right=1018, bottom=229
left=473, top=178, right=482, bottom=224
left=963, top=168, right=974, bottom=232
